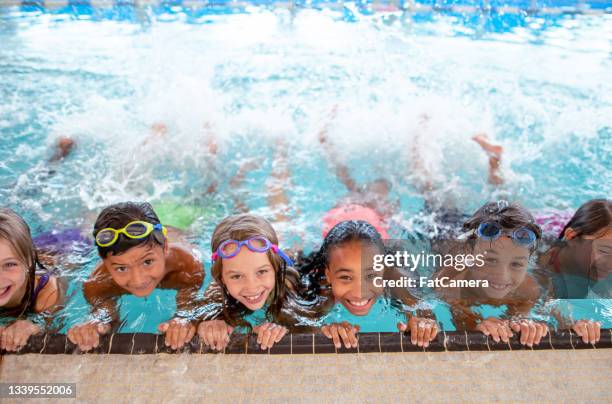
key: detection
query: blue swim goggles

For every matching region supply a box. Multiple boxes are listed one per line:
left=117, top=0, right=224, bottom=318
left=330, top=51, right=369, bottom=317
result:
left=211, top=236, right=294, bottom=267
left=474, top=222, right=537, bottom=247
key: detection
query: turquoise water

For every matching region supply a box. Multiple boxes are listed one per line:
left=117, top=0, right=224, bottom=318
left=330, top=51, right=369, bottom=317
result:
left=1, top=5, right=611, bottom=332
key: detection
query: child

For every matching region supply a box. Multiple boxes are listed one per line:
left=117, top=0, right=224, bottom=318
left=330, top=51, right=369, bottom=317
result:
left=536, top=198, right=611, bottom=344
left=0, top=208, right=62, bottom=352
left=318, top=106, right=397, bottom=238
left=196, top=214, right=310, bottom=351
left=300, top=220, right=438, bottom=349
left=433, top=201, right=549, bottom=347
left=67, top=202, right=204, bottom=351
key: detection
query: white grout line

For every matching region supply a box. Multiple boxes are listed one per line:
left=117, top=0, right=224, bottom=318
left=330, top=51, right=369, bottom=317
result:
left=39, top=334, right=48, bottom=354
left=107, top=333, right=115, bottom=355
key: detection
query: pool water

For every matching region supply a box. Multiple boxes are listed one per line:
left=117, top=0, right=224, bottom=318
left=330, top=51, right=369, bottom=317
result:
left=0, top=2, right=610, bottom=332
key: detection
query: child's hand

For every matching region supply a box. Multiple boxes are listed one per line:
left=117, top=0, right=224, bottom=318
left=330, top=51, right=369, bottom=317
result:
left=321, top=322, right=360, bottom=349
left=476, top=317, right=513, bottom=343
left=253, top=323, right=288, bottom=350
left=509, top=320, right=548, bottom=347
left=158, top=318, right=196, bottom=350
left=397, top=316, right=438, bottom=348
left=67, top=321, right=111, bottom=351
left=572, top=320, right=601, bottom=344
left=197, top=320, right=234, bottom=351
left=0, top=320, right=41, bottom=352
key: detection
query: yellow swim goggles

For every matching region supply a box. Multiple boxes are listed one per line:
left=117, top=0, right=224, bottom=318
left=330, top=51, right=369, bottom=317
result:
left=95, top=221, right=168, bottom=248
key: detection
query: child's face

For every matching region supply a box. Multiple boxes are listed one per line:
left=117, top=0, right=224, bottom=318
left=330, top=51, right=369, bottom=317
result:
left=221, top=248, right=276, bottom=311
left=103, top=243, right=167, bottom=297
left=0, top=239, right=27, bottom=307
left=325, top=241, right=383, bottom=316
left=469, top=236, right=530, bottom=299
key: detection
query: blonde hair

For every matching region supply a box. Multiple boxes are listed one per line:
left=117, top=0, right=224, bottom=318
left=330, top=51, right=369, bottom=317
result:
left=210, top=214, right=291, bottom=328
left=0, top=208, right=38, bottom=316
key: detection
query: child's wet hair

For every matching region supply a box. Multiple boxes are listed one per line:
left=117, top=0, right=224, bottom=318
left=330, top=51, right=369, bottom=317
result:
left=0, top=208, right=41, bottom=317
left=299, top=220, right=384, bottom=298
left=559, top=198, right=611, bottom=239
left=93, top=202, right=165, bottom=259
left=210, top=214, right=289, bottom=328
left=463, top=200, right=542, bottom=251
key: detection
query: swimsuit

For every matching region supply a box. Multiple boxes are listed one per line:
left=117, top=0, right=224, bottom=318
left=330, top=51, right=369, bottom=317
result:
left=322, top=203, right=389, bottom=238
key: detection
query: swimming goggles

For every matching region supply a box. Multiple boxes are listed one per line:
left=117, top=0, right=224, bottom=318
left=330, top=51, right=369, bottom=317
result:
left=95, top=221, right=168, bottom=247
left=211, top=236, right=294, bottom=267
left=474, top=222, right=537, bottom=247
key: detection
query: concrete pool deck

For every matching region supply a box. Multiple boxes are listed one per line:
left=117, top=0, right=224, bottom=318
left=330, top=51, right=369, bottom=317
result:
left=2, top=349, right=611, bottom=403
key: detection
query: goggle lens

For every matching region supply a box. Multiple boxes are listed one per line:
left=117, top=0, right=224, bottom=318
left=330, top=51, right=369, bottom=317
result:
left=125, top=222, right=149, bottom=237
left=96, top=230, right=116, bottom=245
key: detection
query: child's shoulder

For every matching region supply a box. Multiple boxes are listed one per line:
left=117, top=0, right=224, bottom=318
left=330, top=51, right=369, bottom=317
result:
left=34, top=275, right=60, bottom=313
left=167, top=243, right=201, bottom=266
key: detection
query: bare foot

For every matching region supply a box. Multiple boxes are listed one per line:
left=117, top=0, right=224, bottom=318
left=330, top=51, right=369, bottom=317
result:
left=50, top=136, right=75, bottom=162
left=472, top=133, right=503, bottom=158
left=150, top=122, right=168, bottom=138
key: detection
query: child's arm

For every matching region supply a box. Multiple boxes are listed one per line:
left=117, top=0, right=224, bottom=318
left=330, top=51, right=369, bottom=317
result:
left=160, top=245, right=205, bottom=313
left=157, top=246, right=204, bottom=349
left=317, top=106, right=359, bottom=193
left=0, top=275, right=64, bottom=352
left=196, top=281, right=234, bottom=351
left=66, top=267, right=121, bottom=351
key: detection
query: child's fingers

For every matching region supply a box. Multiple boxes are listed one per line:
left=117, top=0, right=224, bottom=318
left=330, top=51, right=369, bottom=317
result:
left=410, top=320, right=419, bottom=345
left=266, top=326, right=282, bottom=348
left=526, top=322, right=537, bottom=346
left=168, top=324, right=179, bottom=349
left=214, top=326, right=226, bottom=351
left=533, top=324, right=545, bottom=346
left=347, top=327, right=358, bottom=348
left=416, top=322, right=426, bottom=346
left=421, top=323, right=433, bottom=348
left=519, top=322, right=529, bottom=345
left=186, top=325, right=196, bottom=344
left=260, top=329, right=273, bottom=350
left=157, top=322, right=169, bottom=333
left=337, top=325, right=351, bottom=349
left=2, top=328, right=13, bottom=351
left=574, top=322, right=588, bottom=342
left=396, top=322, right=407, bottom=332
left=489, top=325, right=500, bottom=342
left=430, top=323, right=438, bottom=341
left=203, top=326, right=214, bottom=347
left=586, top=322, right=596, bottom=344
left=176, top=324, right=189, bottom=348
left=276, top=327, right=287, bottom=343
left=594, top=322, right=601, bottom=342
left=321, top=326, right=332, bottom=339
left=89, top=327, right=100, bottom=349
left=498, top=324, right=510, bottom=343
left=330, top=326, right=341, bottom=348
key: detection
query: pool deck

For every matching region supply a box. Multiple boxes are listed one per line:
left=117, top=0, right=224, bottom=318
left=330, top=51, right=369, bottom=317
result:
left=2, top=349, right=611, bottom=403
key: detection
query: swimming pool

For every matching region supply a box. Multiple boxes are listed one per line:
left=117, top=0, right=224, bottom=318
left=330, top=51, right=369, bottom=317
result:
left=1, top=0, right=611, bottom=335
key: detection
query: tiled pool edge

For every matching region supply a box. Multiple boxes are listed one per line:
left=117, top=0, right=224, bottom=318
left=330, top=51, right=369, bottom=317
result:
left=2, top=329, right=610, bottom=355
